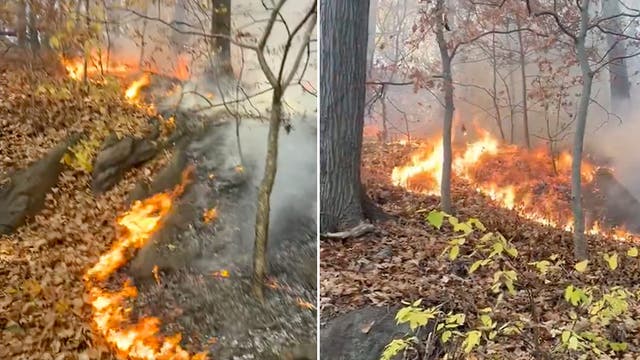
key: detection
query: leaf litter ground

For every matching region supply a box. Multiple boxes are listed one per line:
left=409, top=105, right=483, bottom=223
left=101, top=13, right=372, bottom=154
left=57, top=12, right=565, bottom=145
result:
left=320, top=142, right=640, bottom=359
left=0, top=63, right=170, bottom=359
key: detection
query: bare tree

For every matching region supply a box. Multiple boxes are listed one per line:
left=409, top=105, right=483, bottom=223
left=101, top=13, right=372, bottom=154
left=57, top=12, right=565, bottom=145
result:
left=251, top=0, right=316, bottom=299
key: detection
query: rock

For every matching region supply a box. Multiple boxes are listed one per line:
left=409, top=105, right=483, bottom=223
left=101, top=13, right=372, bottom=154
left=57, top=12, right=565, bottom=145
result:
left=282, top=343, right=317, bottom=360
left=127, top=145, right=189, bottom=203
left=320, top=306, right=409, bottom=360
left=0, top=136, right=78, bottom=235
left=91, top=135, right=158, bottom=193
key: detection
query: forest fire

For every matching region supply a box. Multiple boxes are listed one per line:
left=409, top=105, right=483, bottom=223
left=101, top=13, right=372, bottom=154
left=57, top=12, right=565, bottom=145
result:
left=83, top=167, right=207, bottom=360
left=125, top=73, right=151, bottom=103
left=390, top=130, right=623, bottom=236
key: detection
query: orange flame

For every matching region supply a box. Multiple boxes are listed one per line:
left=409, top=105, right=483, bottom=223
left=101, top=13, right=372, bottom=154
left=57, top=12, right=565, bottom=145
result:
left=125, top=73, right=151, bottom=103
left=84, top=167, right=207, bottom=360
left=174, top=54, right=191, bottom=81
left=391, top=131, right=607, bottom=233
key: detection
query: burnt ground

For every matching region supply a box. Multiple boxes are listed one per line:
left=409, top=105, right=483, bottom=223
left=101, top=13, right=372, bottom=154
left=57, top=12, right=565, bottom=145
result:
left=116, top=120, right=317, bottom=359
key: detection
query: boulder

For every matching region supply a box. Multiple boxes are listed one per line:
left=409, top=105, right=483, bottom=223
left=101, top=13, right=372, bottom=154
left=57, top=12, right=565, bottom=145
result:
left=91, top=135, right=158, bottom=193
left=0, top=136, right=78, bottom=234
left=320, top=306, right=409, bottom=360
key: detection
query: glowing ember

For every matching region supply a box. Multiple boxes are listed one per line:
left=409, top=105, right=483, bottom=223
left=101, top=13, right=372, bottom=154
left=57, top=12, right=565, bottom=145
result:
left=152, top=265, right=161, bottom=286
left=391, top=130, right=613, bottom=236
left=84, top=167, right=207, bottom=360
left=203, top=208, right=218, bottom=223
left=211, top=270, right=230, bottom=278
left=296, top=298, right=316, bottom=310
left=125, top=73, right=151, bottom=102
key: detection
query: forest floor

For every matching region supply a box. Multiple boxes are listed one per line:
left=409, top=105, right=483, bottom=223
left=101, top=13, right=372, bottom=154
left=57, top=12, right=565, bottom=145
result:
left=321, top=142, right=640, bottom=359
left=0, top=60, right=170, bottom=359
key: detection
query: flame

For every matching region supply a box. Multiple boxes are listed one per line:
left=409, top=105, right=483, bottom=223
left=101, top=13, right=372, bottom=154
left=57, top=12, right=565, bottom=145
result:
left=391, top=130, right=610, bottom=234
left=125, top=73, right=151, bottom=103
left=174, top=54, right=191, bottom=81
left=84, top=167, right=207, bottom=360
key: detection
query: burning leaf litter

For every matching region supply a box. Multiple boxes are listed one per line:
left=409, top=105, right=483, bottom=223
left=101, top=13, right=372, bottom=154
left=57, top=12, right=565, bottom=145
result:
left=391, top=129, right=637, bottom=240
left=83, top=167, right=209, bottom=360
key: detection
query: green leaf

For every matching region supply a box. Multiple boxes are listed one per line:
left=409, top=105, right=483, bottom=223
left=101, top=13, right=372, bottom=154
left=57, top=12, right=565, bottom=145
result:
left=627, top=247, right=638, bottom=257
left=567, top=335, right=579, bottom=350
left=574, top=260, right=589, bottom=273
left=529, top=260, right=551, bottom=275
left=453, top=222, right=473, bottom=235
left=449, top=245, right=460, bottom=261
left=426, top=210, right=444, bottom=229
left=462, top=330, right=482, bottom=353
left=505, top=246, right=518, bottom=258
left=448, top=216, right=459, bottom=226
left=469, top=260, right=483, bottom=274
left=395, top=306, right=435, bottom=331
left=468, top=218, right=486, bottom=231
left=603, top=253, right=618, bottom=270
left=441, top=330, right=452, bottom=343
left=479, top=314, right=493, bottom=328
left=479, top=232, right=494, bottom=243
left=609, top=342, right=628, bottom=351
left=561, top=330, right=571, bottom=344
left=412, top=299, right=422, bottom=307
left=380, top=339, right=409, bottom=360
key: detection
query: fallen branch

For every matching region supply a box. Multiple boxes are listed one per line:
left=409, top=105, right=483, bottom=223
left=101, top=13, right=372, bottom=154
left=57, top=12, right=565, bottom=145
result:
left=321, top=222, right=375, bottom=240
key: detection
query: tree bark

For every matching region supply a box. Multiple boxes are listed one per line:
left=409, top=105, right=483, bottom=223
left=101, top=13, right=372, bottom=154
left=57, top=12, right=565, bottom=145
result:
left=491, top=31, right=504, bottom=141
left=366, top=0, right=378, bottom=77
left=602, top=0, right=631, bottom=113
left=210, top=0, right=232, bottom=75
left=27, top=0, right=39, bottom=52
left=436, top=0, right=453, bottom=214
left=16, top=0, right=27, bottom=47
left=252, top=89, right=282, bottom=300
left=320, top=0, right=371, bottom=233
left=572, top=3, right=592, bottom=261
left=517, top=26, right=530, bottom=149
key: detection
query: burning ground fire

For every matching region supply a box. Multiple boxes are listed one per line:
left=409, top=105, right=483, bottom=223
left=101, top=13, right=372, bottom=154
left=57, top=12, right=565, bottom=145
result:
left=83, top=167, right=208, bottom=360
left=61, top=51, right=192, bottom=104
left=391, top=130, right=638, bottom=241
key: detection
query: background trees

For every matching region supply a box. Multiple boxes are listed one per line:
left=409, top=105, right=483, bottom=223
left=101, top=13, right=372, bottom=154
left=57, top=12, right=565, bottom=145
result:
left=330, top=0, right=640, bottom=259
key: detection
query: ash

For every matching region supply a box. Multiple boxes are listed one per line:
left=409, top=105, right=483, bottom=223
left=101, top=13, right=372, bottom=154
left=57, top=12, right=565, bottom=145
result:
left=124, top=118, right=317, bottom=359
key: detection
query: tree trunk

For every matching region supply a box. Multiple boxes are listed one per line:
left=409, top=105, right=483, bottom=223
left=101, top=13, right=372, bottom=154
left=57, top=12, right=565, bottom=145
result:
left=381, top=91, right=389, bottom=142
left=436, top=0, right=453, bottom=214
left=83, top=0, right=90, bottom=87
left=491, top=31, right=504, bottom=141
left=171, top=0, right=188, bottom=53
left=210, top=0, right=232, bottom=75
left=602, top=0, right=631, bottom=113
left=252, top=89, right=282, bottom=300
left=517, top=28, right=530, bottom=149
left=27, top=1, right=40, bottom=52
left=572, top=4, right=592, bottom=261
left=16, top=0, right=27, bottom=47
left=320, top=0, right=370, bottom=233
left=366, top=0, right=377, bottom=77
